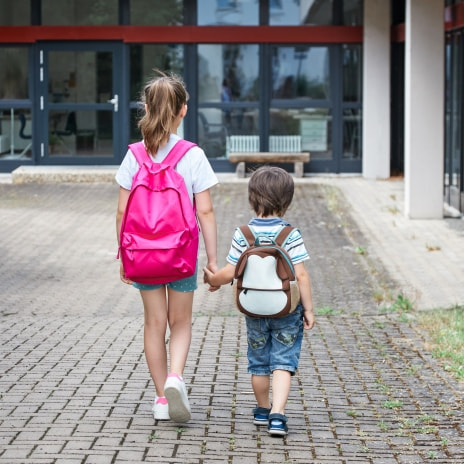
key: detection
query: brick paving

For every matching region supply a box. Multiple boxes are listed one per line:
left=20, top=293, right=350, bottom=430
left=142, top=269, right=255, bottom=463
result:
left=0, top=179, right=463, bottom=463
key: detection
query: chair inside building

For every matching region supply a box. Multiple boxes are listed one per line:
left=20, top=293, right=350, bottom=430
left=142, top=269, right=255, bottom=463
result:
left=51, top=111, right=77, bottom=153
left=18, top=113, right=32, bottom=157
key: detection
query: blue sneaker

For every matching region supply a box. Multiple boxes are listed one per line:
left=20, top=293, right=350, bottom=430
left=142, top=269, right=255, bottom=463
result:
left=253, top=406, right=271, bottom=426
left=268, top=413, right=288, bottom=437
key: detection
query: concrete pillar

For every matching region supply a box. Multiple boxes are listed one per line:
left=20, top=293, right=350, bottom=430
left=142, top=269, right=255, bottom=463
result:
left=362, top=0, right=391, bottom=179
left=404, top=0, right=444, bottom=218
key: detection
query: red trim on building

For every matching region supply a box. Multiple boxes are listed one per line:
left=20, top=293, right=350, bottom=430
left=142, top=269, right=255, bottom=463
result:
left=0, top=25, right=362, bottom=44
left=391, top=24, right=405, bottom=43
left=445, top=3, right=464, bottom=31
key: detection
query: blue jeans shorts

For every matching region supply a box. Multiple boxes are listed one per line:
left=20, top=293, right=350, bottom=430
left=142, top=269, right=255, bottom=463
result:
left=245, top=304, right=304, bottom=376
left=132, top=265, right=198, bottom=293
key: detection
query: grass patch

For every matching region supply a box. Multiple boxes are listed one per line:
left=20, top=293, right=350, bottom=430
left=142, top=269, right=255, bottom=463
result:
left=379, top=294, right=413, bottom=316
left=416, top=305, right=464, bottom=380
left=316, top=306, right=338, bottom=315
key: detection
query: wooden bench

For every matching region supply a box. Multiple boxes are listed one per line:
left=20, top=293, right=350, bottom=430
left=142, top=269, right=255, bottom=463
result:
left=228, top=152, right=310, bottom=178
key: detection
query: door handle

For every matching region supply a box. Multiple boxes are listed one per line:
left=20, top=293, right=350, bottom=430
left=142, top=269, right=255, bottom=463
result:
left=107, top=94, right=118, bottom=112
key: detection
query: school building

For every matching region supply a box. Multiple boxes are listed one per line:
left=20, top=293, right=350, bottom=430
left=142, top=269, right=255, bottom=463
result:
left=0, top=0, right=462, bottom=218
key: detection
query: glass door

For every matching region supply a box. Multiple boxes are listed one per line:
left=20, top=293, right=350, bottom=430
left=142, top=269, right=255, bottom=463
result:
left=38, top=42, right=123, bottom=163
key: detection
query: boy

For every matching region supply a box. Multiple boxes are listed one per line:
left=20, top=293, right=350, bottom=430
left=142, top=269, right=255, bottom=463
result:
left=203, top=166, right=315, bottom=437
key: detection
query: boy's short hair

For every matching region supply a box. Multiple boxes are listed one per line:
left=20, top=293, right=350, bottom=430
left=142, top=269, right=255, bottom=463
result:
left=248, top=166, right=294, bottom=217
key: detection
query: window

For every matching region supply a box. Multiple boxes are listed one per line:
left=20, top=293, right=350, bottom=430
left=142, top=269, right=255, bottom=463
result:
left=0, top=47, right=31, bottom=160
left=130, top=0, right=183, bottom=25
left=0, top=0, right=30, bottom=25
left=198, top=44, right=259, bottom=157
left=343, top=0, right=363, bottom=26
left=198, top=0, right=258, bottom=25
left=129, top=44, right=184, bottom=142
left=343, top=44, right=362, bottom=102
left=41, top=0, right=118, bottom=25
left=272, top=46, right=330, bottom=100
left=271, top=0, right=333, bottom=26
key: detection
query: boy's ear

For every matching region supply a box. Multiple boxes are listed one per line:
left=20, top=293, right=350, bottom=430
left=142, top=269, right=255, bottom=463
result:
left=180, top=104, right=188, bottom=118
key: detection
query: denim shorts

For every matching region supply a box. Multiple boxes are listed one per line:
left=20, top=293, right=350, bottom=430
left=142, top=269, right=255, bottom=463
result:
left=132, top=265, right=198, bottom=293
left=245, top=304, right=304, bottom=376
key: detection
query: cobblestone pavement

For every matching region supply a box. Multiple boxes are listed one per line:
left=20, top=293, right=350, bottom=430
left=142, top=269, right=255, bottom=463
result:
left=0, top=180, right=463, bottom=464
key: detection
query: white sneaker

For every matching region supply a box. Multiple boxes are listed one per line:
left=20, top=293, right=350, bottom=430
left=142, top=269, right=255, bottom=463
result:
left=164, top=374, right=191, bottom=423
left=152, top=396, right=170, bottom=420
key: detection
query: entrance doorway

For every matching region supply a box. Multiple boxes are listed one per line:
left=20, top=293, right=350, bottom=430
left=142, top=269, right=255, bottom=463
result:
left=38, top=42, right=125, bottom=164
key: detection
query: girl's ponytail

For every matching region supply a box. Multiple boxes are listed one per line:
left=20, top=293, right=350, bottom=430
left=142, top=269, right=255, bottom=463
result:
left=138, top=71, right=188, bottom=156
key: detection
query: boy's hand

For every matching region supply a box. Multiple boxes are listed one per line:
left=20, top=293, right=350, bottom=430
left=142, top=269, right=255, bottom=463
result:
left=203, top=266, right=220, bottom=292
left=303, top=308, right=315, bottom=330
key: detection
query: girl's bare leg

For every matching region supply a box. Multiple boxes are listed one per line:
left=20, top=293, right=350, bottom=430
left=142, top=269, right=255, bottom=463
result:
left=140, top=287, right=169, bottom=397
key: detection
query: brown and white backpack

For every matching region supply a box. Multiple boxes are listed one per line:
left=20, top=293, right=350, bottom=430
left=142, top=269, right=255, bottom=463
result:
left=233, top=225, right=300, bottom=318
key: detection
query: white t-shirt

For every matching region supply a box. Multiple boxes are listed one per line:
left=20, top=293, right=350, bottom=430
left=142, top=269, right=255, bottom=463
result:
left=115, top=134, right=218, bottom=205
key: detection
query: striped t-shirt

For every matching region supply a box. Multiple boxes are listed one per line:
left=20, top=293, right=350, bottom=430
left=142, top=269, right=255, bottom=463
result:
left=226, top=217, right=309, bottom=266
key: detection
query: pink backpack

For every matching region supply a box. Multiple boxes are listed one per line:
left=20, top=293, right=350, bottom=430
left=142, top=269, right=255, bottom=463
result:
left=119, top=140, right=199, bottom=285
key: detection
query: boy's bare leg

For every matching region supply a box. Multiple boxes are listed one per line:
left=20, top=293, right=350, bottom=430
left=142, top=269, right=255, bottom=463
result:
left=270, top=369, right=291, bottom=414
left=251, top=374, right=271, bottom=408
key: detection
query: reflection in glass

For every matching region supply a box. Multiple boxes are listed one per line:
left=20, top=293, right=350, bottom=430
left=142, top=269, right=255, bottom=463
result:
left=272, top=46, right=329, bottom=100
left=48, top=110, right=113, bottom=157
left=0, top=0, right=30, bottom=25
left=343, top=45, right=362, bottom=102
left=198, top=44, right=259, bottom=103
left=48, top=51, right=113, bottom=104
left=344, top=0, right=363, bottom=26
left=0, top=48, right=29, bottom=100
left=42, top=0, right=118, bottom=25
left=270, top=108, right=332, bottom=160
left=0, top=109, right=32, bottom=159
left=129, top=45, right=184, bottom=101
left=131, top=0, right=183, bottom=25
left=198, top=109, right=228, bottom=158
left=270, top=0, right=332, bottom=25
left=198, top=0, right=258, bottom=25
left=130, top=108, right=143, bottom=144
left=445, top=32, right=462, bottom=205
left=198, top=107, right=259, bottom=159
left=342, top=108, right=361, bottom=159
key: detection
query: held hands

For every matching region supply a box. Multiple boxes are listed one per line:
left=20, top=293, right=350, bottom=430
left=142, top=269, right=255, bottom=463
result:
left=203, top=265, right=220, bottom=292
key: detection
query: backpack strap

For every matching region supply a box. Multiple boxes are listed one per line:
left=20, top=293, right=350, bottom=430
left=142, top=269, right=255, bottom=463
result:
left=128, top=140, right=197, bottom=167
left=164, top=140, right=197, bottom=167
left=238, top=225, right=256, bottom=248
left=274, top=226, right=295, bottom=247
left=128, top=141, right=151, bottom=165
left=239, top=224, right=294, bottom=248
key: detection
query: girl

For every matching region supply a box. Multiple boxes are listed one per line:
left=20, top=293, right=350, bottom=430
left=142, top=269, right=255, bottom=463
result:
left=115, top=72, right=218, bottom=423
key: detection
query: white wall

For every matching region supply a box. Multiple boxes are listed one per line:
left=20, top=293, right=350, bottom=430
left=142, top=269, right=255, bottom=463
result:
left=404, top=0, right=444, bottom=218
left=362, top=0, right=391, bottom=179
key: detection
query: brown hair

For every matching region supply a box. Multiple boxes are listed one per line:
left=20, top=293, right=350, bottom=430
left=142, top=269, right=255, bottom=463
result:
left=248, top=166, right=294, bottom=217
left=138, top=70, right=189, bottom=155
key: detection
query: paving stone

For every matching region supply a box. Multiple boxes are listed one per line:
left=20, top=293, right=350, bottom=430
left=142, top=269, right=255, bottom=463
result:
left=0, top=179, right=463, bottom=463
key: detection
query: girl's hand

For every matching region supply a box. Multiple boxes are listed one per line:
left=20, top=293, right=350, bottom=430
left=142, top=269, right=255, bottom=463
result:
left=120, top=263, right=133, bottom=285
